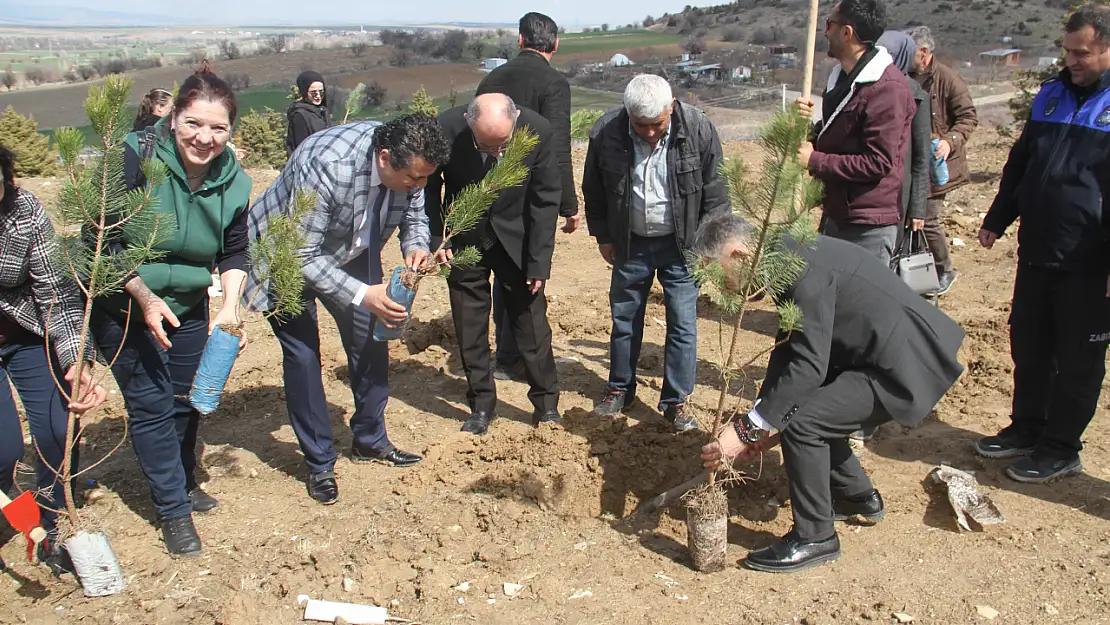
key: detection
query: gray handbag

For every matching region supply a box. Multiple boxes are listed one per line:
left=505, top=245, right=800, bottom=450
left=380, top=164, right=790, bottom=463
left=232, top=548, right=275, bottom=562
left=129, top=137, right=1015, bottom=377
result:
left=890, top=228, right=940, bottom=295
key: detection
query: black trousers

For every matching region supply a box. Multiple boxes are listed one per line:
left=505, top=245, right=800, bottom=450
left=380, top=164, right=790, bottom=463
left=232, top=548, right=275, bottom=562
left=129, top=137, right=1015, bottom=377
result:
left=1007, top=265, right=1110, bottom=456
left=779, top=370, right=892, bottom=541
left=447, top=240, right=559, bottom=415
left=267, top=251, right=391, bottom=473
left=923, top=194, right=953, bottom=275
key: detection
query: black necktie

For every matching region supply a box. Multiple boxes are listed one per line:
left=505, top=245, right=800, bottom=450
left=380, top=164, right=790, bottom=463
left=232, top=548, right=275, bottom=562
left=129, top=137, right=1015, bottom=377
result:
left=368, top=184, right=386, bottom=285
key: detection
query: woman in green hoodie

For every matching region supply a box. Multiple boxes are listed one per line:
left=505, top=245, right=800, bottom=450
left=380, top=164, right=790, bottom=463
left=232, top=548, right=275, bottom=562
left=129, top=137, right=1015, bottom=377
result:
left=91, top=64, right=252, bottom=557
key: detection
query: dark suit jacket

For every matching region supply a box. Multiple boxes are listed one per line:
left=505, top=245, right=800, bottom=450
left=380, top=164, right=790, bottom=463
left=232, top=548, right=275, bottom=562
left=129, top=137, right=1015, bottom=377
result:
left=426, top=105, right=561, bottom=280
left=476, top=50, right=576, bottom=218
left=757, top=235, right=965, bottom=431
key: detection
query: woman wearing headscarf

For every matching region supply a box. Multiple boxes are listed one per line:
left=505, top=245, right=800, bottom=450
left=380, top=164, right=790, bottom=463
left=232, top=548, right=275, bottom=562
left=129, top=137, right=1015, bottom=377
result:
left=285, top=70, right=332, bottom=154
left=877, top=30, right=929, bottom=237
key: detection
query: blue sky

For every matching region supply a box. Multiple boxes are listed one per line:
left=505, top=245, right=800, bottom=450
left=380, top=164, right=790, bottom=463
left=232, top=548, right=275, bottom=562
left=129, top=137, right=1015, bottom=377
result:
left=60, top=0, right=686, bottom=28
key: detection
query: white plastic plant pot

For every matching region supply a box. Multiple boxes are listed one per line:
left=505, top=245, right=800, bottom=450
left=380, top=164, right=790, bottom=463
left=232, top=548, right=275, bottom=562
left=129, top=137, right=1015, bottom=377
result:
left=64, top=531, right=126, bottom=597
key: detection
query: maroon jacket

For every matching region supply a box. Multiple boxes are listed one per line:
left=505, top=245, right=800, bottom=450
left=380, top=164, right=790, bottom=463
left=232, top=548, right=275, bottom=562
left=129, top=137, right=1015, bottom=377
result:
left=809, top=49, right=915, bottom=226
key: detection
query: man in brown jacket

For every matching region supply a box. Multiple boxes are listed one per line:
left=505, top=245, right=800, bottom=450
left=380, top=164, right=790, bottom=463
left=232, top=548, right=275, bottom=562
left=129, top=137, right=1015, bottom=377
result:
left=909, top=25, right=978, bottom=294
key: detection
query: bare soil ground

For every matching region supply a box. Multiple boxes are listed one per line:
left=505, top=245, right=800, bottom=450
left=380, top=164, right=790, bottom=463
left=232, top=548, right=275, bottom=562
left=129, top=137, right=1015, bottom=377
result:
left=2, top=128, right=1109, bottom=625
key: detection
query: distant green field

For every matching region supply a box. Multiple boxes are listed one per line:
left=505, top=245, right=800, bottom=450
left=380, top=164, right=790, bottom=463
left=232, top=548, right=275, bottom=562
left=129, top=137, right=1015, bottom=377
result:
left=570, top=87, right=621, bottom=110
left=556, top=30, right=682, bottom=54
left=40, top=85, right=623, bottom=143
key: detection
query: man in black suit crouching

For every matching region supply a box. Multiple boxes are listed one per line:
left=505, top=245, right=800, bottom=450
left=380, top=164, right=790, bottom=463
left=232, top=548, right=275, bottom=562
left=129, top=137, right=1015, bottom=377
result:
left=696, top=212, right=965, bottom=573
left=427, top=93, right=562, bottom=435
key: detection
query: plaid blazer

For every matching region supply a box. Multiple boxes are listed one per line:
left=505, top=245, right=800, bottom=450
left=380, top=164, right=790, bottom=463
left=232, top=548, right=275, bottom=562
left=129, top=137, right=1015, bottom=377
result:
left=0, top=188, right=95, bottom=369
left=243, top=121, right=431, bottom=312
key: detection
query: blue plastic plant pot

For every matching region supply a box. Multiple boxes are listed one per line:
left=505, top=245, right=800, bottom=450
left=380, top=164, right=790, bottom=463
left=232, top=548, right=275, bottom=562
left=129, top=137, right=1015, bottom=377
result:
left=372, top=266, right=418, bottom=342
left=188, top=326, right=241, bottom=415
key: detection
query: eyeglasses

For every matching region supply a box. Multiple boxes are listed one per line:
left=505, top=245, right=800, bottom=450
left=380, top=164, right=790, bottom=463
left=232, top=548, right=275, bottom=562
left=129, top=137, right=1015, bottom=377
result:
left=470, top=122, right=516, bottom=156
left=306, top=89, right=323, bottom=96
left=825, top=18, right=841, bottom=30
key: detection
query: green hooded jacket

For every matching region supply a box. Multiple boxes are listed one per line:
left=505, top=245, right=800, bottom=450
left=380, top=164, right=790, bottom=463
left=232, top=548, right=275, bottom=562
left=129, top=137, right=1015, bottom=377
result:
left=113, top=119, right=253, bottom=317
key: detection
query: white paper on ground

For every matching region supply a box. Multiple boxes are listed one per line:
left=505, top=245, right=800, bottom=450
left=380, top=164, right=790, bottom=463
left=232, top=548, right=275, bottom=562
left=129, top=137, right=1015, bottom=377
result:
left=302, top=599, right=388, bottom=624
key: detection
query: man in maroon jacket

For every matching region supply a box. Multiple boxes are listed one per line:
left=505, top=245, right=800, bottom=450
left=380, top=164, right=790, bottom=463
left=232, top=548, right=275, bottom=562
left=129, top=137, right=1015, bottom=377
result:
left=797, top=0, right=915, bottom=266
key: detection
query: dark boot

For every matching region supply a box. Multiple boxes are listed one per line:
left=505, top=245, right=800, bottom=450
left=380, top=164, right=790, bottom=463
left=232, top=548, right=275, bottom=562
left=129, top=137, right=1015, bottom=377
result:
left=188, top=488, right=219, bottom=513
left=308, top=470, right=339, bottom=505
left=161, top=514, right=202, bottom=557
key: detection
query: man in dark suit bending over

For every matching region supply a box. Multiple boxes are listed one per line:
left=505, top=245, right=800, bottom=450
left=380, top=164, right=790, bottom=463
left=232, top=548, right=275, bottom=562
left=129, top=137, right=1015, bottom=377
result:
left=476, top=11, right=578, bottom=382
left=427, top=94, right=562, bottom=435
left=697, top=212, right=965, bottom=573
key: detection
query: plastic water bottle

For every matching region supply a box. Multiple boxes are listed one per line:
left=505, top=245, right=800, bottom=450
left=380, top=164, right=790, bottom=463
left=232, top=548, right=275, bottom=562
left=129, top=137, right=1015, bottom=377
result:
left=931, top=138, right=949, bottom=186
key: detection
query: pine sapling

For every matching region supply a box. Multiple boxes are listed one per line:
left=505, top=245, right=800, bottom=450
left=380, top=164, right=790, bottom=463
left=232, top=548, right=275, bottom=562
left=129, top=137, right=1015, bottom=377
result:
left=682, top=109, right=822, bottom=572
left=371, top=126, right=537, bottom=341
left=41, top=74, right=175, bottom=595
left=412, top=126, right=538, bottom=286
left=343, top=83, right=366, bottom=123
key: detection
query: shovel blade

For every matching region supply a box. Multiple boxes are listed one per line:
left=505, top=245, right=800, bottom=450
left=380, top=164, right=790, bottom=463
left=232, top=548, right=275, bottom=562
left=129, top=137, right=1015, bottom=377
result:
left=2, top=491, right=43, bottom=535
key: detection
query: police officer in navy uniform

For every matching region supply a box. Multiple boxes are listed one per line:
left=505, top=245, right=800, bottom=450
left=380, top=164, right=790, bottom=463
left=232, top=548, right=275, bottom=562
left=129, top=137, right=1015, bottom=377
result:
left=975, top=4, right=1110, bottom=483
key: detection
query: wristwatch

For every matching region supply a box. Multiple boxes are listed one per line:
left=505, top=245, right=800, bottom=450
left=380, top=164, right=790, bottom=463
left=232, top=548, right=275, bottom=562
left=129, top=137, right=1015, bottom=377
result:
left=733, top=412, right=769, bottom=444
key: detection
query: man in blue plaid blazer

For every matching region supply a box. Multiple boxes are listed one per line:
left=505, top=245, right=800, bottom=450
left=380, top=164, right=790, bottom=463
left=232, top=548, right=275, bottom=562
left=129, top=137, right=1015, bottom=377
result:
left=244, top=115, right=450, bottom=504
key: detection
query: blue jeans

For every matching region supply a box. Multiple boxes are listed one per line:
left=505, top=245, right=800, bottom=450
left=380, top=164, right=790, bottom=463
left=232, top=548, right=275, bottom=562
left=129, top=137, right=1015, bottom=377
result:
left=492, top=277, right=520, bottom=366
left=0, top=336, right=75, bottom=533
left=268, top=251, right=391, bottom=473
left=92, top=303, right=209, bottom=520
left=608, top=235, right=698, bottom=411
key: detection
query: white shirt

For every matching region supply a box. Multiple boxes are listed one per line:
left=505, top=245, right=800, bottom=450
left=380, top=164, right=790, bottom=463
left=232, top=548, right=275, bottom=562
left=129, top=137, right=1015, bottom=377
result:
left=351, top=163, right=387, bottom=305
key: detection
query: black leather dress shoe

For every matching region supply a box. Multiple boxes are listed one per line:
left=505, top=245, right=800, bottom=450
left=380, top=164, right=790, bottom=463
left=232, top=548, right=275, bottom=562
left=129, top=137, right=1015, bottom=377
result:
left=351, top=444, right=422, bottom=467
left=162, top=514, right=203, bottom=557
left=832, top=489, right=885, bottom=523
left=533, top=409, right=562, bottom=426
left=308, top=470, right=339, bottom=505
left=743, top=531, right=840, bottom=573
left=462, top=411, right=494, bottom=435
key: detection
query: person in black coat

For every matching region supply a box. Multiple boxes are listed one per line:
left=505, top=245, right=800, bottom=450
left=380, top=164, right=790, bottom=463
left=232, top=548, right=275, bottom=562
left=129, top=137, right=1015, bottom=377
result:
left=425, top=93, right=562, bottom=436
left=696, top=212, right=965, bottom=573
left=286, top=70, right=332, bottom=154
left=475, top=11, right=577, bottom=381
left=133, top=87, right=173, bottom=132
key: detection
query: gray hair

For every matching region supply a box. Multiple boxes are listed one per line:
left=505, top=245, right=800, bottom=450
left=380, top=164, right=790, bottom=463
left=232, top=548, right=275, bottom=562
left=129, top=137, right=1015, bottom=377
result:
left=906, top=25, right=935, bottom=52
left=466, top=94, right=518, bottom=125
left=623, top=74, right=673, bottom=119
left=691, top=211, right=756, bottom=259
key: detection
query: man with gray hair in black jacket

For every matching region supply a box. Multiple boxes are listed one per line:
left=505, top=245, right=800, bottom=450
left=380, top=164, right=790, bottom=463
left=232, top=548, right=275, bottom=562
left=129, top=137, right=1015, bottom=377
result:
left=583, top=74, right=729, bottom=432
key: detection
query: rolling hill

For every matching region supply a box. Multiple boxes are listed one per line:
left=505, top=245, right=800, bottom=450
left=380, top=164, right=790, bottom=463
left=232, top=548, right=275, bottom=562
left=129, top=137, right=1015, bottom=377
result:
left=650, top=0, right=1076, bottom=59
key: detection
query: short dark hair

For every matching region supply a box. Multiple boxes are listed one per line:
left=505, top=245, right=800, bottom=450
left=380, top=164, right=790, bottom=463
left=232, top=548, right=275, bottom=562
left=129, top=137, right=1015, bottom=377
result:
left=372, top=113, right=451, bottom=171
left=691, top=211, right=756, bottom=259
left=0, top=143, right=16, bottom=214
left=1066, top=3, right=1110, bottom=44
left=520, top=12, right=558, bottom=53
left=837, top=0, right=888, bottom=46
